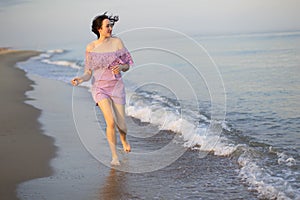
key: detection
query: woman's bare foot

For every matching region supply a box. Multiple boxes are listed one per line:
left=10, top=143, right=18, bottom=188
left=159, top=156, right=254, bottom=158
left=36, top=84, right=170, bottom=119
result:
left=111, top=157, right=120, bottom=166
left=122, top=141, right=131, bottom=153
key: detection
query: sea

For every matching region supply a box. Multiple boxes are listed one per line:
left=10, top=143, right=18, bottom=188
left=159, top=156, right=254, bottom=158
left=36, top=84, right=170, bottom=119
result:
left=17, top=30, right=300, bottom=199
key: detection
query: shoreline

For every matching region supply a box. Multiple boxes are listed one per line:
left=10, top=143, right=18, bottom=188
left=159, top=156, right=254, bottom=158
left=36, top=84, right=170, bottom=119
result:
left=0, top=50, right=56, bottom=200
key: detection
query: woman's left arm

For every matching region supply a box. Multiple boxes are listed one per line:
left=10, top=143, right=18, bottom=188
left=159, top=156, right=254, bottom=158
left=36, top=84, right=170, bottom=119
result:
left=114, top=37, right=133, bottom=73
left=111, top=64, right=129, bottom=75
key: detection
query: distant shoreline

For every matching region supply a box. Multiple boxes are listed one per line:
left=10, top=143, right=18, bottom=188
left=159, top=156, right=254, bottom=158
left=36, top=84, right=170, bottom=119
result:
left=0, top=49, right=56, bottom=200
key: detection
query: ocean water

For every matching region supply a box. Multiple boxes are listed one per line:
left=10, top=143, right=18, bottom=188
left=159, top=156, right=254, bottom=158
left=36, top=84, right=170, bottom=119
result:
left=18, top=31, right=300, bottom=199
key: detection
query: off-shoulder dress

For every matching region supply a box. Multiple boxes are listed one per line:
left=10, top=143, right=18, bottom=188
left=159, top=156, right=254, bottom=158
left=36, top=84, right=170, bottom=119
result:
left=85, top=47, right=134, bottom=105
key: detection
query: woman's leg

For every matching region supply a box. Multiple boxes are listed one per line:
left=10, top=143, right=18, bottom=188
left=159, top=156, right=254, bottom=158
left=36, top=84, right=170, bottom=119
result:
left=97, top=99, right=119, bottom=164
left=111, top=102, right=131, bottom=152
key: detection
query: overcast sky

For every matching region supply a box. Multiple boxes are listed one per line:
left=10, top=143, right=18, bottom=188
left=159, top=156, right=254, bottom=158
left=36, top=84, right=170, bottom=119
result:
left=1, top=0, right=300, bottom=49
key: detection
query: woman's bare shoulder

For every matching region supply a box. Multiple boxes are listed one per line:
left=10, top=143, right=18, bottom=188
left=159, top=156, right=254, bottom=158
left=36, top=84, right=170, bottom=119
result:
left=111, top=37, right=125, bottom=49
left=86, top=41, right=97, bottom=52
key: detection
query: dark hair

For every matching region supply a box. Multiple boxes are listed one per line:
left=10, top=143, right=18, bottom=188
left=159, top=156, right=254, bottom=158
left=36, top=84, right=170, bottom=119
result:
left=91, top=12, right=119, bottom=38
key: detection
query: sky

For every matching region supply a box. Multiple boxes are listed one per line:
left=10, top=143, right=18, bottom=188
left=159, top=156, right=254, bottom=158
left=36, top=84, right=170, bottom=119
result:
left=1, top=0, right=300, bottom=49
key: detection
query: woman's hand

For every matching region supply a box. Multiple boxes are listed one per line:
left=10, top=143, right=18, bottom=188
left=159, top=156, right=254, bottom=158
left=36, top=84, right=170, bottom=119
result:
left=71, top=77, right=82, bottom=86
left=71, top=69, right=92, bottom=86
left=111, top=65, right=121, bottom=75
left=111, top=64, right=129, bottom=74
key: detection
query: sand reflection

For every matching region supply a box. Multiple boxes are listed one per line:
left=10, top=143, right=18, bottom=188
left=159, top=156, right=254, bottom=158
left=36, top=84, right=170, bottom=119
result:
left=99, top=168, right=128, bottom=200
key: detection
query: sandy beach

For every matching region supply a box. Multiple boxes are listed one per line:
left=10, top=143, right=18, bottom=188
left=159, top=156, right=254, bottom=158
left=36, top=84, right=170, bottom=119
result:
left=0, top=50, right=56, bottom=200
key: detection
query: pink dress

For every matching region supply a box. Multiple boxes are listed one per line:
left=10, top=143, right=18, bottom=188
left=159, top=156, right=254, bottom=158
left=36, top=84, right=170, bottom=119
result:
left=85, top=47, right=134, bottom=105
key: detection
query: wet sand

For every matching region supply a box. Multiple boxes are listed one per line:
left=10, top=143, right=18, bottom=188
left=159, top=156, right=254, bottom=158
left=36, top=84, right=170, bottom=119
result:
left=0, top=50, right=56, bottom=200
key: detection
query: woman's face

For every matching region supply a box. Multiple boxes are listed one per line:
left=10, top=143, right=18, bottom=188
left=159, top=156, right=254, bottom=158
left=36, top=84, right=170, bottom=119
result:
left=99, top=19, right=113, bottom=38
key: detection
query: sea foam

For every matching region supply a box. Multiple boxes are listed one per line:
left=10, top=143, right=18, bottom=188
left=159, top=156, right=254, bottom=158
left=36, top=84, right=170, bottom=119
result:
left=125, top=90, right=300, bottom=200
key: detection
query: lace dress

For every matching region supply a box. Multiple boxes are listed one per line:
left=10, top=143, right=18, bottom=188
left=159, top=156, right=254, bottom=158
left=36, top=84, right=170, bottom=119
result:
left=85, top=47, right=134, bottom=105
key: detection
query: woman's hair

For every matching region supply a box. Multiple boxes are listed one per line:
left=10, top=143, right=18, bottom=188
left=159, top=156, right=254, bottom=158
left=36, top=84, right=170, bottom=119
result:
left=91, top=12, right=119, bottom=38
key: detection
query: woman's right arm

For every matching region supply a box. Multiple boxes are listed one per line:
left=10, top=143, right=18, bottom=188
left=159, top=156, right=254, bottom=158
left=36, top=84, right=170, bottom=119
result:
left=71, top=43, right=94, bottom=86
left=71, top=69, right=92, bottom=86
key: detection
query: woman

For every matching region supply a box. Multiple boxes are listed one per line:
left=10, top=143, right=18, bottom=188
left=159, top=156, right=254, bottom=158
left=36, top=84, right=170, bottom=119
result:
left=71, top=13, right=133, bottom=166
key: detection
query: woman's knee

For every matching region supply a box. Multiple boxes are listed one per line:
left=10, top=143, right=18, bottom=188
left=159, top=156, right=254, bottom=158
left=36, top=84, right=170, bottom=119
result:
left=105, top=119, right=115, bottom=129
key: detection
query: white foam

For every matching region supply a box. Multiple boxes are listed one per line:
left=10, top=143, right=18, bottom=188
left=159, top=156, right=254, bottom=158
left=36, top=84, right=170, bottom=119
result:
left=38, top=53, right=51, bottom=59
left=238, top=151, right=299, bottom=200
left=125, top=91, right=300, bottom=199
left=41, top=59, right=81, bottom=70
left=47, top=49, right=65, bottom=54
left=277, top=152, right=297, bottom=167
left=126, top=94, right=236, bottom=157
left=35, top=49, right=65, bottom=60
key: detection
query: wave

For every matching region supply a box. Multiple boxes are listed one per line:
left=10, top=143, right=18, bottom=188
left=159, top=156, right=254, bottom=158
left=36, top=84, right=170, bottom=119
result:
left=47, top=49, right=66, bottom=54
left=126, top=90, right=242, bottom=157
left=125, top=90, right=299, bottom=200
left=41, top=59, right=81, bottom=70
left=17, top=49, right=84, bottom=86
left=126, top=90, right=235, bottom=155
left=38, top=49, right=82, bottom=70
left=238, top=147, right=298, bottom=199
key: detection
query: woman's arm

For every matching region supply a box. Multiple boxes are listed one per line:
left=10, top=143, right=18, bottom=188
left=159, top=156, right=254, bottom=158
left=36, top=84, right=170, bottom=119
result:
left=110, top=37, right=132, bottom=74
left=71, top=42, right=95, bottom=86
left=111, top=64, right=129, bottom=75
left=71, top=69, right=92, bottom=86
